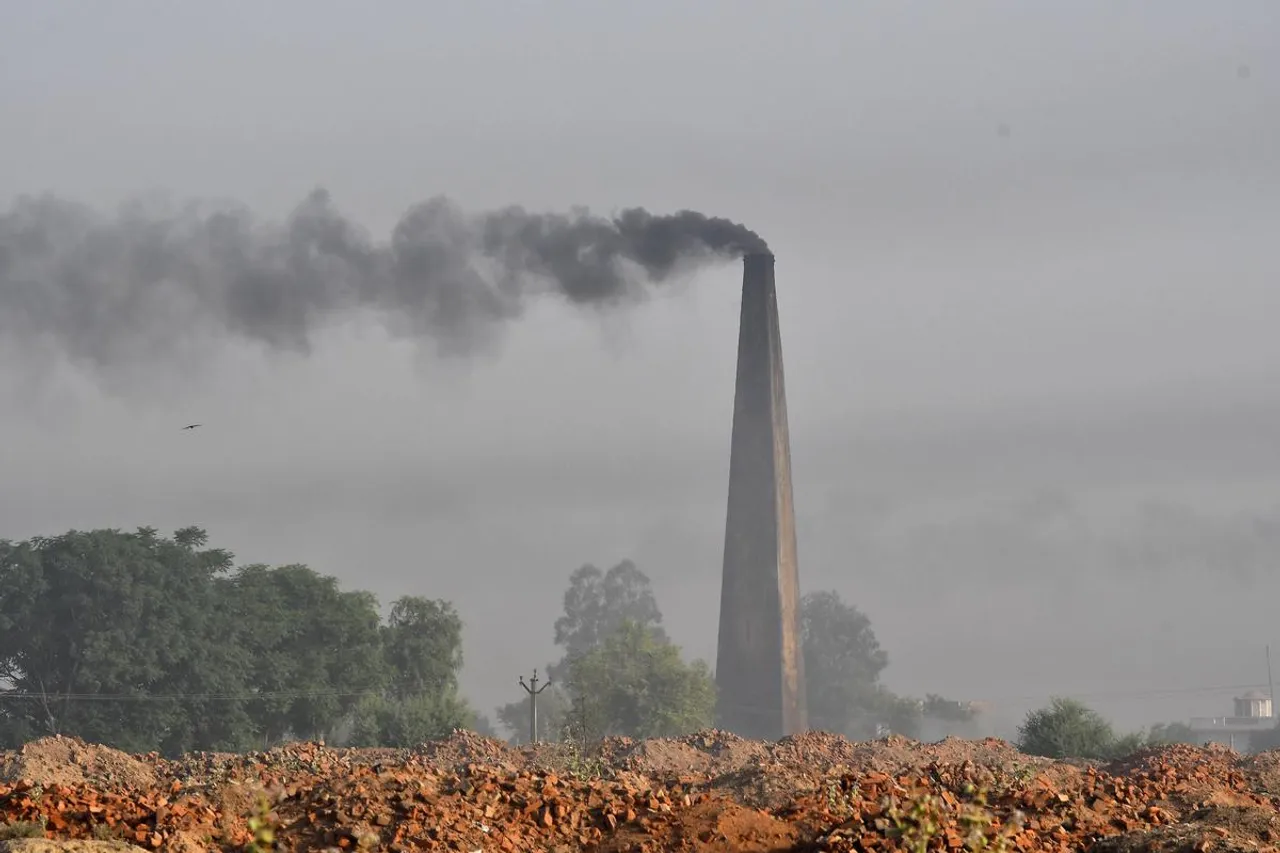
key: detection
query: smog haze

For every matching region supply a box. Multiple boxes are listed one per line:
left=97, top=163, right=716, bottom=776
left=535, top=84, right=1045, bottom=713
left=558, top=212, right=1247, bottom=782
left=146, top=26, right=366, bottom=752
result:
left=2, top=1, right=1279, bottom=735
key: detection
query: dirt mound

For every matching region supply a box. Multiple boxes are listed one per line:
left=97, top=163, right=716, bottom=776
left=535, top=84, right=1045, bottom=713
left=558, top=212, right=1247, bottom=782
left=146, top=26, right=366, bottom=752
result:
left=0, top=737, right=156, bottom=793
left=599, top=729, right=769, bottom=776
left=158, top=741, right=363, bottom=790
left=3, top=735, right=1280, bottom=852
left=600, top=731, right=1040, bottom=779
left=1091, top=803, right=1280, bottom=853
left=0, top=842, right=137, bottom=853
left=410, top=728, right=514, bottom=770
left=599, top=799, right=803, bottom=853
left=1236, top=748, right=1280, bottom=797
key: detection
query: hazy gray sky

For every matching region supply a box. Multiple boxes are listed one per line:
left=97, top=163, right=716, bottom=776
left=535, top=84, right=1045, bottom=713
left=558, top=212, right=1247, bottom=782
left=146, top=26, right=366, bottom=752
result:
left=3, top=1, right=1279, bottom=734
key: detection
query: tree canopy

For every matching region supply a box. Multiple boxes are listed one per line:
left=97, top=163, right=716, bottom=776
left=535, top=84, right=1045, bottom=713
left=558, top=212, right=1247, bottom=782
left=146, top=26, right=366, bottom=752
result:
left=1146, top=721, right=1197, bottom=746
left=565, top=620, right=716, bottom=741
left=1018, top=706, right=1224, bottom=760
left=7, top=524, right=1208, bottom=758
left=1017, top=697, right=1122, bottom=759
left=496, top=560, right=711, bottom=744
left=0, top=527, right=475, bottom=754
left=552, top=561, right=667, bottom=671
left=497, top=581, right=982, bottom=744
left=801, top=590, right=889, bottom=736
left=0, top=526, right=244, bottom=753
left=799, top=590, right=976, bottom=740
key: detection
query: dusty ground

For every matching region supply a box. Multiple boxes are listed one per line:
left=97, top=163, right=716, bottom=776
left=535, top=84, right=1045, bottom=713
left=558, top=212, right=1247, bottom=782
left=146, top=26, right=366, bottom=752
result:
left=2, top=732, right=1279, bottom=852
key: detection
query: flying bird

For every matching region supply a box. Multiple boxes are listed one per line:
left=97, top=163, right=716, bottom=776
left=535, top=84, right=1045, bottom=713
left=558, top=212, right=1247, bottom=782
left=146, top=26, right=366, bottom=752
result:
left=181, top=424, right=201, bottom=431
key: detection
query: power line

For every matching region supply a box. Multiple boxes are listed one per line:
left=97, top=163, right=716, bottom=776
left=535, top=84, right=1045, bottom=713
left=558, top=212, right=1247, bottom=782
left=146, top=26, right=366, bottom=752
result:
left=968, top=681, right=1273, bottom=705
left=0, top=688, right=384, bottom=702
left=0, top=680, right=1266, bottom=710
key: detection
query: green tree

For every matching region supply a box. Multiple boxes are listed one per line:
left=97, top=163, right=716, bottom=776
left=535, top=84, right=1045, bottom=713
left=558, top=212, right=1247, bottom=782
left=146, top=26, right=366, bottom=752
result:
left=496, top=559, right=667, bottom=742
left=564, top=620, right=715, bottom=741
left=345, top=595, right=475, bottom=747
left=0, top=527, right=250, bottom=754
left=0, top=525, right=482, bottom=753
left=923, top=694, right=978, bottom=723
left=798, top=591, right=975, bottom=740
left=1017, top=697, right=1118, bottom=759
left=227, top=563, right=387, bottom=745
left=800, top=590, right=890, bottom=737
left=1145, top=721, right=1197, bottom=746
left=347, top=692, right=475, bottom=747
left=1110, top=730, right=1149, bottom=757
left=381, top=597, right=465, bottom=700
left=472, top=713, right=499, bottom=738
left=553, top=560, right=667, bottom=666
left=872, top=691, right=924, bottom=739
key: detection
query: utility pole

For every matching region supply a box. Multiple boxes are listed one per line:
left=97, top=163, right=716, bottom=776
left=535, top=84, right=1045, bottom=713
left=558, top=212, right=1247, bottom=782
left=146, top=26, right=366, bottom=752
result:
left=518, top=668, right=552, bottom=744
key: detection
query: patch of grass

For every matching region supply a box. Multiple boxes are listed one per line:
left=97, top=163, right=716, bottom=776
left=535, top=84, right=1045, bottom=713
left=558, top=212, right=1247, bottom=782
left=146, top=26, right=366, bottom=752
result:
left=92, top=821, right=128, bottom=841
left=0, top=818, right=47, bottom=840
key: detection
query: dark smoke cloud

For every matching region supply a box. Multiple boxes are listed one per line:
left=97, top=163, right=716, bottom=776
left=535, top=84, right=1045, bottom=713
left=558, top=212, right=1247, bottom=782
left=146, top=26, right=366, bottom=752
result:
left=0, top=189, right=767, bottom=368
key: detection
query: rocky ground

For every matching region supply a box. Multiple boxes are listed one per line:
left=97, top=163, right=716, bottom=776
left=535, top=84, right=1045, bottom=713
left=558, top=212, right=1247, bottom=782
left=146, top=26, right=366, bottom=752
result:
left=3, top=731, right=1280, bottom=852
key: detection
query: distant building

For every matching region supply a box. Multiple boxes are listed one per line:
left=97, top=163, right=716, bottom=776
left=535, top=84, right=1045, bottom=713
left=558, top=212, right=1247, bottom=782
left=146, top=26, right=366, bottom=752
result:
left=1189, top=690, right=1275, bottom=751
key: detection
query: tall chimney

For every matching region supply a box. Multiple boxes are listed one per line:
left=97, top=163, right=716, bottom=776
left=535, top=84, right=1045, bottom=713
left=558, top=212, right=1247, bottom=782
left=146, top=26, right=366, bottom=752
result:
left=715, top=252, right=807, bottom=740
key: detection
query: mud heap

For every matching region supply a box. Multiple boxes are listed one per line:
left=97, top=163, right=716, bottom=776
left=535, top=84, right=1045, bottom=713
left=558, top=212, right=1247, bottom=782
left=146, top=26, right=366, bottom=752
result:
left=3, top=731, right=1280, bottom=852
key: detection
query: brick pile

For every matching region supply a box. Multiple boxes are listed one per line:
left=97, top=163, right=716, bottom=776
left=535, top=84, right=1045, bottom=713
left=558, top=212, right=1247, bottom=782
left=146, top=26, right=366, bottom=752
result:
left=2, top=734, right=1279, bottom=852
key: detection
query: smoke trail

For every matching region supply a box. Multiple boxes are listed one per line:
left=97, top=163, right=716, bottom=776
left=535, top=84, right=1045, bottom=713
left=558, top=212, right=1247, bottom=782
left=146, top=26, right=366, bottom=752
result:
left=0, top=189, right=768, bottom=368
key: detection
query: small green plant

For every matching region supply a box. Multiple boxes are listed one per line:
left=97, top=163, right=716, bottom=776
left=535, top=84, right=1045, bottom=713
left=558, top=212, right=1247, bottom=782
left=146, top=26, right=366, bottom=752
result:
left=553, top=692, right=608, bottom=781
left=956, top=785, right=1023, bottom=853
left=881, top=785, right=1023, bottom=853
left=884, top=788, right=944, bottom=853
left=1007, top=762, right=1038, bottom=787
left=91, top=821, right=127, bottom=841
left=556, top=722, right=607, bottom=781
left=823, top=778, right=850, bottom=816
left=246, top=792, right=278, bottom=853
left=0, top=819, right=47, bottom=840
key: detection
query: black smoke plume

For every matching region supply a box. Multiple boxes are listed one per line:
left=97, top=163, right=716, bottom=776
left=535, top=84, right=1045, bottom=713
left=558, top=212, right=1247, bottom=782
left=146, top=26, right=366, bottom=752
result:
left=0, top=189, right=768, bottom=368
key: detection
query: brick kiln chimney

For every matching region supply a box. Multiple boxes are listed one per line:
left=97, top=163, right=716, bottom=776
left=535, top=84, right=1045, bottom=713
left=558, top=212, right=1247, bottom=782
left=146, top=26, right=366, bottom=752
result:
left=715, top=252, right=808, bottom=740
